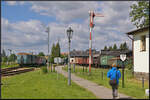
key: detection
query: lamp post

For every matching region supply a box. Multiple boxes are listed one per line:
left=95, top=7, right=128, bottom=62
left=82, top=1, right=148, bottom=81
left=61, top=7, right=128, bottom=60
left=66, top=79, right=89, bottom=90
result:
left=67, top=27, right=73, bottom=86
left=46, top=27, right=50, bottom=72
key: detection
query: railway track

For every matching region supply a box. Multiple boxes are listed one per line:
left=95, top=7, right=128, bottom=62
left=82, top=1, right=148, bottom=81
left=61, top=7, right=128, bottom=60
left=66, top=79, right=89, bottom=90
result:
left=0, top=66, right=35, bottom=77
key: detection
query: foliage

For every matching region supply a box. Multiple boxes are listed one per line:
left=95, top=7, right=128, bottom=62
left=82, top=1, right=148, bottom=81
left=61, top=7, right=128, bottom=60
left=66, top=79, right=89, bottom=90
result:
left=130, top=1, right=149, bottom=28
left=50, top=42, right=61, bottom=63
left=49, top=56, right=54, bottom=63
left=104, top=42, right=128, bottom=51
left=104, top=46, right=107, bottom=50
left=55, top=42, right=61, bottom=57
left=38, top=52, right=45, bottom=56
left=112, top=44, right=117, bottom=50
left=126, top=63, right=133, bottom=70
left=8, top=54, right=17, bottom=62
left=108, top=46, right=112, bottom=50
left=1, top=63, right=19, bottom=69
left=122, top=42, right=128, bottom=50
left=2, top=49, right=6, bottom=57
left=120, top=42, right=128, bottom=50
left=120, top=44, right=123, bottom=50
left=2, top=56, right=8, bottom=62
left=41, top=67, right=48, bottom=74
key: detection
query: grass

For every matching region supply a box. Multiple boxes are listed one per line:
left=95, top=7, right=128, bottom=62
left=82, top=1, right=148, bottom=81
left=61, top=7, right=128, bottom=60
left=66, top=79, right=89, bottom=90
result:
left=63, top=65, right=149, bottom=99
left=1, top=67, right=97, bottom=99
left=1, top=62, right=19, bottom=69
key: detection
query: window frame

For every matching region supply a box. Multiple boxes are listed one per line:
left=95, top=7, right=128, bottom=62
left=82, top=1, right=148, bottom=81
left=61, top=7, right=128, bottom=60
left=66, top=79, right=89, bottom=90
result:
left=140, top=35, right=146, bottom=52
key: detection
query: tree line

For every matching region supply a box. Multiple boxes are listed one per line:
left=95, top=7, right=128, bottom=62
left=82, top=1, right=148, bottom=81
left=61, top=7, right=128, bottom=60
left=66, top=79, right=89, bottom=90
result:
left=103, top=42, right=129, bottom=50
left=1, top=49, right=17, bottom=63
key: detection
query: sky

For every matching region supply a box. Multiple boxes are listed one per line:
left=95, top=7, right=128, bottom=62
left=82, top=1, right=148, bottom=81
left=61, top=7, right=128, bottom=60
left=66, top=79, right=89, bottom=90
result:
left=1, top=1, right=137, bottom=56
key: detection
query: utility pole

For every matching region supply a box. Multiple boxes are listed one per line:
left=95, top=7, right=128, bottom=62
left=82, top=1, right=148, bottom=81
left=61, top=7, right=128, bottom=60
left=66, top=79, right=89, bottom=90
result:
left=88, top=10, right=104, bottom=74
left=46, top=27, right=50, bottom=72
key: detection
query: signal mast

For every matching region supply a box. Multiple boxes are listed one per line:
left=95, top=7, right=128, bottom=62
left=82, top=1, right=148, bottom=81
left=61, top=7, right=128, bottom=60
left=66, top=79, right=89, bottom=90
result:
left=88, top=10, right=104, bottom=74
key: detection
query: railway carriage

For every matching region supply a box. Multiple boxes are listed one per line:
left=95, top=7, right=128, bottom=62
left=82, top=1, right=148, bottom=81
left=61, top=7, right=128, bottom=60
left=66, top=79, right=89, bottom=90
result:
left=17, top=53, right=46, bottom=66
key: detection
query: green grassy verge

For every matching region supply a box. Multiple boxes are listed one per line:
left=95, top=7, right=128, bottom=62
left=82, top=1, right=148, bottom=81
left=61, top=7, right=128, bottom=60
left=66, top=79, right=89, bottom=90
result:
left=63, top=65, right=149, bottom=99
left=1, top=67, right=97, bottom=99
left=1, top=63, right=19, bottom=69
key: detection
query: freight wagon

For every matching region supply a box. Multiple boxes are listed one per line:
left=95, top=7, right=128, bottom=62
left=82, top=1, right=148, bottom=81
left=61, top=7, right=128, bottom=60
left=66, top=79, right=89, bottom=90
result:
left=108, top=57, right=133, bottom=68
left=100, top=55, right=115, bottom=68
left=17, top=53, right=46, bottom=66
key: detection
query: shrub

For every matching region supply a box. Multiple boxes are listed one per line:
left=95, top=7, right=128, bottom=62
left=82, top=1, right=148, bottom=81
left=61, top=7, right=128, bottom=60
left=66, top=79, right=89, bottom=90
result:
left=126, top=63, right=133, bottom=70
left=41, top=67, right=48, bottom=74
left=53, top=64, right=57, bottom=72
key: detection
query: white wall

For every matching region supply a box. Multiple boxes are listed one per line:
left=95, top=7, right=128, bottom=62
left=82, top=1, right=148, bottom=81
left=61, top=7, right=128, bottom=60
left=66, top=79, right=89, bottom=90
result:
left=133, top=29, right=149, bottom=73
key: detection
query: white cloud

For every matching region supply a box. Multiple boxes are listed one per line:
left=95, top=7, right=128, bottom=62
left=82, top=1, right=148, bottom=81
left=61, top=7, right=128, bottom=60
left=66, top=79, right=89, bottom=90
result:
left=30, top=1, right=99, bottom=23
left=2, top=1, right=137, bottom=55
left=6, top=1, right=26, bottom=6
left=6, top=1, right=17, bottom=5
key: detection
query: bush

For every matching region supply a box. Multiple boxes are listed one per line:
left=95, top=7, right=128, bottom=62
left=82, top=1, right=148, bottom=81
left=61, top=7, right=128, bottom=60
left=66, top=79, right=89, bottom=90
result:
left=53, top=64, right=57, bottom=72
left=41, top=67, right=48, bottom=74
left=126, top=63, right=133, bottom=70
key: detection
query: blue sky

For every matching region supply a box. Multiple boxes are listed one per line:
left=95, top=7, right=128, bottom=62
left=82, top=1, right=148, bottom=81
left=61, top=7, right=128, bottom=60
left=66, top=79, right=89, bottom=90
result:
left=2, top=2, right=56, bottom=24
left=1, top=1, right=136, bottom=55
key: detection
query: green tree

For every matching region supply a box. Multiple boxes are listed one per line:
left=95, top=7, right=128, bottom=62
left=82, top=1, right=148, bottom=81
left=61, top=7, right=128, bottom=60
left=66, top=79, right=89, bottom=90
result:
left=130, top=1, right=149, bottom=28
left=51, top=43, right=56, bottom=57
left=55, top=42, right=61, bottom=57
left=49, top=56, right=54, bottom=64
left=104, top=46, right=107, bottom=50
left=113, top=44, right=117, bottom=50
left=2, top=56, right=8, bottom=62
left=8, top=54, right=17, bottom=62
left=50, top=43, right=56, bottom=63
left=2, top=49, right=6, bottom=57
left=122, top=42, right=128, bottom=50
left=108, top=46, right=112, bottom=50
left=38, top=52, right=45, bottom=56
left=120, top=44, right=123, bottom=50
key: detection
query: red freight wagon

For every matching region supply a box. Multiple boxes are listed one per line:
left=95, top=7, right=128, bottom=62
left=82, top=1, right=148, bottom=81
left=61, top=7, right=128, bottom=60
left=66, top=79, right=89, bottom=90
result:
left=86, top=57, right=93, bottom=64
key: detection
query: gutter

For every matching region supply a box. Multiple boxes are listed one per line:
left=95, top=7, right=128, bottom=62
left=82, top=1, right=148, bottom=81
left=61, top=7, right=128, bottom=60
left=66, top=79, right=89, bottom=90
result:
left=126, top=34, right=134, bottom=76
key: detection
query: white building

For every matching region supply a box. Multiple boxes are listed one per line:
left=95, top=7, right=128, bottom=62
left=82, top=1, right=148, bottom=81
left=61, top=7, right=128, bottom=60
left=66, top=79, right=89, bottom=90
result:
left=126, top=26, right=149, bottom=79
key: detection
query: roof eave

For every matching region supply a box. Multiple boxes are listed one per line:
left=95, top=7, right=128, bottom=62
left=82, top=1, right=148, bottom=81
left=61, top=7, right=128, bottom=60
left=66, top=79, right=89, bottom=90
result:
left=126, top=26, right=149, bottom=35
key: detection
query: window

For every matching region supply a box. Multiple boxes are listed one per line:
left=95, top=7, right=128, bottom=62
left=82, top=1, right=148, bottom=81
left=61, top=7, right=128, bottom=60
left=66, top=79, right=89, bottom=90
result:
left=140, top=35, right=146, bottom=51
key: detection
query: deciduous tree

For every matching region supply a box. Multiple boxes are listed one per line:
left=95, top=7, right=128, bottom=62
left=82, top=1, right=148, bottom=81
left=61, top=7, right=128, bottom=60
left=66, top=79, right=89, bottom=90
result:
left=130, top=1, right=149, bottom=28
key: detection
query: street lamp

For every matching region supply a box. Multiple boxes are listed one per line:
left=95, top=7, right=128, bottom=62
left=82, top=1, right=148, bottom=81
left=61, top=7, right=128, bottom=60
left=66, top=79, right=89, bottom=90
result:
left=66, top=27, right=73, bottom=86
left=45, top=27, right=50, bottom=72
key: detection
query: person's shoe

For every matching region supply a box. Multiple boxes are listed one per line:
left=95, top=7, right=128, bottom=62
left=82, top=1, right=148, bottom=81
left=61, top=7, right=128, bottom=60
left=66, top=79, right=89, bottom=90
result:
left=115, top=96, right=120, bottom=99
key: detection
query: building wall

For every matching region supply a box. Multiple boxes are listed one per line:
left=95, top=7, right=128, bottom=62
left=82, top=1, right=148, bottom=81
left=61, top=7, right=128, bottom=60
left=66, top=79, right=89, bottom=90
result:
left=133, top=29, right=149, bottom=73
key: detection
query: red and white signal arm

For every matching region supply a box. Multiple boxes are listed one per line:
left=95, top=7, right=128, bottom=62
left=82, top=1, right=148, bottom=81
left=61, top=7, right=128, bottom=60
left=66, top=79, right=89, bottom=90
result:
left=120, top=54, right=126, bottom=61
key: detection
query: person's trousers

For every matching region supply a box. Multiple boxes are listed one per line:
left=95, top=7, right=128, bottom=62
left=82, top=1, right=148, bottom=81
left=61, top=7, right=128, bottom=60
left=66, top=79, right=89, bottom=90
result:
left=112, top=84, right=118, bottom=98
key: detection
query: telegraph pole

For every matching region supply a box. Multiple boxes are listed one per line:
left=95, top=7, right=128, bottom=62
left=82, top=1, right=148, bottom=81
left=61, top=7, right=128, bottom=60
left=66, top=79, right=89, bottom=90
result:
left=46, top=27, right=50, bottom=72
left=88, top=10, right=104, bottom=74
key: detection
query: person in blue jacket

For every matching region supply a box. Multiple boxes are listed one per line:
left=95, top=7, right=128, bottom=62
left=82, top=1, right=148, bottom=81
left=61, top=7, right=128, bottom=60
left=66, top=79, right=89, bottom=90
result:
left=107, top=63, right=121, bottom=99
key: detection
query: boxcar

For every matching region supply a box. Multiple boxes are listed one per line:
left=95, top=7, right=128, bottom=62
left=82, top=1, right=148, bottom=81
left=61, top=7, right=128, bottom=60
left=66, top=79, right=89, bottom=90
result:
left=17, top=53, right=33, bottom=66
left=17, top=53, right=46, bottom=66
left=100, top=55, right=114, bottom=68
left=108, top=57, right=133, bottom=68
